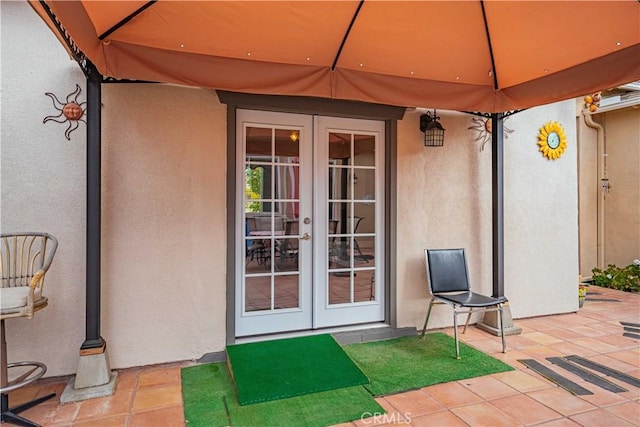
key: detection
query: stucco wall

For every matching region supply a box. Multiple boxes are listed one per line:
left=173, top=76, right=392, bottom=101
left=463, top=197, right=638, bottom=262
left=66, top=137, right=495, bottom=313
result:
left=396, top=103, right=579, bottom=329
left=2, top=2, right=228, bottom=376
left=101, top=85, right=227, bottom=369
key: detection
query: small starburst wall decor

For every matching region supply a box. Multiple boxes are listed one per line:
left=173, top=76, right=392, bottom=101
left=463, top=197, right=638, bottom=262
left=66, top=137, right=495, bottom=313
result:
left=468, top=116, right=514, bottom=151
left=43, top=84, right=86, bottom=140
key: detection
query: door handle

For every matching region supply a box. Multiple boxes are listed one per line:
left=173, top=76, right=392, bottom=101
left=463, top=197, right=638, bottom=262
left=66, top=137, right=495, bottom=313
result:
left=300, top=232, right=311, bottom=241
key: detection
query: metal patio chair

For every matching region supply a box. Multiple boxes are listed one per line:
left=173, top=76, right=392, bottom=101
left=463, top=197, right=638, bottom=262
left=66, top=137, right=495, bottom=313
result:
left=277, top=219, right=299, bottom=266
left=350, top=216, right=367, bottom=261
left=421, top=248, right=507, bottom=359
left=245, top=215, right=269, bottom=267
left=1, top=232, right=58, bottom=427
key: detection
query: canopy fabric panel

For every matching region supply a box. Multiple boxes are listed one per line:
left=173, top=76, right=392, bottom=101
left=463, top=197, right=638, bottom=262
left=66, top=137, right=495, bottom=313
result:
left=30, top=0, right=640, bottom=113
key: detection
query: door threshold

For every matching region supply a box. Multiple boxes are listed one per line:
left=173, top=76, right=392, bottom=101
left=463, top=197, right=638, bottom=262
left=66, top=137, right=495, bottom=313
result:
left=234, top=322, right=391, bottom=345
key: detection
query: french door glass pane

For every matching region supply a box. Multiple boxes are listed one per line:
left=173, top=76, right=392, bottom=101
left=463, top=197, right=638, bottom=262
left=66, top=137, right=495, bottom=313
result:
left=328, top=132, right=352, bottom=162
left=354, top=134, right=375, bottom=166
left=353, top=168, right=375, bottom=201
left=354, top=236, right=376, bottom=267
left=354, top=270, right=376, bottom=302
left=275, top=128, right=300, bottom=162
left=328, top=202, right=352, bottom=231
left=328, top=271, right=352, bottom=305
left=283, top=215, right=299, bottom=237
left=353, top=205, right=374, bottom=235
left=276, top=236, right=299, bottom=272
left=245, top=275, right=271, bottom=312
left=328, top=166, right=354, bottom=200
left=273, top=166, right=299, bottom=217
left=274, top=274, right=299, bottom=309
left=328, top=269, right=376, bottom=304
left=246, top=127, right=272, bottom=159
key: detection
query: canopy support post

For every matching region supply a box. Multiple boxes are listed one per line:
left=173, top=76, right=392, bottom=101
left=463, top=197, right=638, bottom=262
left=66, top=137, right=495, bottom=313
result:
left=492, top=112, right=505, bottom=299
left=477, top=113, right=522, bottom=337
left=83, top=62, right=104, bottom=353
left=60, top=61, right=117, bottom=403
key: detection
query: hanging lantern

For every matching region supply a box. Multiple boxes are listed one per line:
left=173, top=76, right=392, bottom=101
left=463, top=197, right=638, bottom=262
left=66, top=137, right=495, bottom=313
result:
left=420, top=109, right=445, bottom=147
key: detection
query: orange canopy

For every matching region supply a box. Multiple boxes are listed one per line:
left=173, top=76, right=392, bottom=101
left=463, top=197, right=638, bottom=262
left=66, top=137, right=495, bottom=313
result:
left=30, top=1, right=640, bottom=113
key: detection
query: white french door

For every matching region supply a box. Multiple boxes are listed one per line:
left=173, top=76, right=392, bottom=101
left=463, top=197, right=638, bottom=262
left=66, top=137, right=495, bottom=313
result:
left=314, top=116, right=385, bottom=328
left=235, top=110, right=384, bottom=337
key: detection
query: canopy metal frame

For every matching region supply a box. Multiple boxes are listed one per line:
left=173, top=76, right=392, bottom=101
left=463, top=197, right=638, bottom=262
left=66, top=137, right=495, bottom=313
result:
left=34, top=1, right=529, bottom=352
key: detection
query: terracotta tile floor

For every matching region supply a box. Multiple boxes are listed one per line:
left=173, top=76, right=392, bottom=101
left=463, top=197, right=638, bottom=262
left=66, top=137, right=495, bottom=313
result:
left=4, top=285, right=638, bottom=426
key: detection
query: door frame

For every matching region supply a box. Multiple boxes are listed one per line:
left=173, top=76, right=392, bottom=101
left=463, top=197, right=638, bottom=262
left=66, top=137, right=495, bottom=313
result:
left=219, top=91, right=405, bottom=344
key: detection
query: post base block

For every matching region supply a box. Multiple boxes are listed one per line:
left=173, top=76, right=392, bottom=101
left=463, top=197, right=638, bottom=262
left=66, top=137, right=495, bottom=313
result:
left=60, top=347, right=117, bottom=403
left=477, top=305, right=522, bottom=336
left=60, top=372, right=117, bottom=403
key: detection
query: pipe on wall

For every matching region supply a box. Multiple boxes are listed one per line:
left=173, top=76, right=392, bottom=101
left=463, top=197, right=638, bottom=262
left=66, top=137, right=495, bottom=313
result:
left=582, top=111, right=605, bottom=269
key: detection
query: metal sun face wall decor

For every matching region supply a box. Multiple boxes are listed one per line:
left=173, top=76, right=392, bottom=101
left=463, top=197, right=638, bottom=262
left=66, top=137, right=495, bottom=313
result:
left=537, top=121, right=567, bottom=160
left=43, top=84, right=86, bottom=140
left=468, top=116, right=513, bottom=151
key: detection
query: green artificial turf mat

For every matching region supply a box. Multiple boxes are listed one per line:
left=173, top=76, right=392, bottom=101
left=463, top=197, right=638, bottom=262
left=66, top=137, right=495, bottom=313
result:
left=181, top=363, right=384, bottom=427
left=226, top=334, right=369, bottom=405
left=344, top=332, right=514, bottom=396
left=181, top=364, right=231, bottom=427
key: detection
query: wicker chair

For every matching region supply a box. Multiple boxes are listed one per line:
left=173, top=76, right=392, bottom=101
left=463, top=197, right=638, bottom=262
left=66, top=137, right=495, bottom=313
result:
left=1, top=232, right=58, bottom=427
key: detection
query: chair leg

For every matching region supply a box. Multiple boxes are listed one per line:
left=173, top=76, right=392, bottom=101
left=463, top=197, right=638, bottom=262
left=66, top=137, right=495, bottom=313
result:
left=453, top=309, right=460, bottom=359
left=10, top=392, right=56, bottom=414
left=369, top=273, right=375, bottom=301
left=1, top=409, right=39, bottom=427
left=421, top=299, right=435, bottom=338
left=1, top=320, right=55, bottom=427
left=2, top=391, right=55, bottom=427
left=353, top=238, right=365, bottom=260
left=498, top=305, right=506, bottom=353
left=462, top=308, right=473, bottom=334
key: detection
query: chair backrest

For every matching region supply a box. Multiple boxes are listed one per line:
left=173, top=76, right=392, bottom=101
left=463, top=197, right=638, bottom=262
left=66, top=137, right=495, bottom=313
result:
left=349, top=216, right=364, bottom=234
left=246, top=213, right=286, bottom=233
left=425, top=248, right=471, bottom=294
left=283, top=219, right=299, bottom=252
left=1, top=233, right=58, bottom=289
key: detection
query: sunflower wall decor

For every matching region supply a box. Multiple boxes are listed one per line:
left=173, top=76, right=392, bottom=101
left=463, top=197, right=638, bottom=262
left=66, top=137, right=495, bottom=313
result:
left=537, top=121, right=567, bottom=160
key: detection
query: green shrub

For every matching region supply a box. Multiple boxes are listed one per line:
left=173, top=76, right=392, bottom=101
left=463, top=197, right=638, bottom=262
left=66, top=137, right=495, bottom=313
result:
left=591, top=261, right=640, bottom=292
